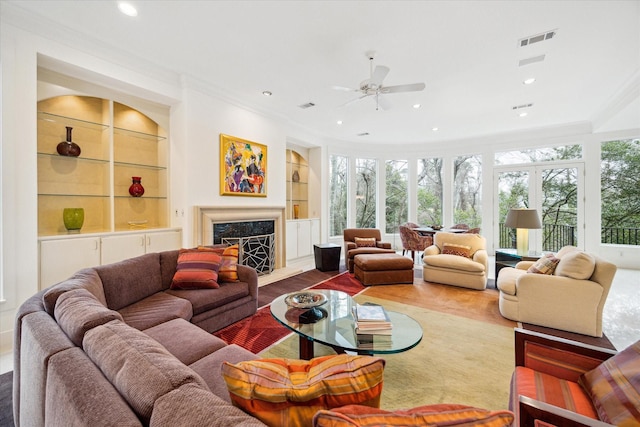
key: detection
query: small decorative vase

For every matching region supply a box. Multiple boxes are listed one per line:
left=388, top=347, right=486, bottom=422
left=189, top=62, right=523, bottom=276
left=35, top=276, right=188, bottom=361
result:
left=63, top=208, right=84, bottom=232
left=292, top=170, right=300, bottom=182
left=293, top=204, right=300, bottom=219
left=56, top=127, right=81, bottom=157
left=129, top=176, right=145, bottom=197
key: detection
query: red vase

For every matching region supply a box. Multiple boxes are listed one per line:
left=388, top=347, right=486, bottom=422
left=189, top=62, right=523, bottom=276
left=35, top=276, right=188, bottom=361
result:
left=129, top=176, right=145, bottom=197
left=56, top=126, right=81, bottom=157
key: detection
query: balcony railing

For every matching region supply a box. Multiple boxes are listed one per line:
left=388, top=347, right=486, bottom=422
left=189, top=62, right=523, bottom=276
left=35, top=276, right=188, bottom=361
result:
left=499, top=223, right=639, bottom=251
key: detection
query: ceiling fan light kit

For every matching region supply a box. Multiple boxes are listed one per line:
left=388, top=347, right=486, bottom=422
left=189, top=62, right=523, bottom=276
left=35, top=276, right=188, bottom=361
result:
left=336, top=51, right=425, bottom=111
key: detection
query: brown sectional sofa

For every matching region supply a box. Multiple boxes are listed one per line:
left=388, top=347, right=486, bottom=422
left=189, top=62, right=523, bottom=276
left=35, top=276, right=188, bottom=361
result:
left=13, top=249, right=267, bottom=426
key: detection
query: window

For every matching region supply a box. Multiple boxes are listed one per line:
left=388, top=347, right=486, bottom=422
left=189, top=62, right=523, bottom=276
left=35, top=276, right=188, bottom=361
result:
left=329, top=155, right=347, bottom=237
left=495, top=145, right=582, bottom=165
left=417, top=158, right=442, bottom=226
left=385, top=160, right=408, bottom=233
left=356, top=158, right=377, bottom=228
left=601, top=139, right=640, bottom=246
left=453, top=155, right=482, bottom=228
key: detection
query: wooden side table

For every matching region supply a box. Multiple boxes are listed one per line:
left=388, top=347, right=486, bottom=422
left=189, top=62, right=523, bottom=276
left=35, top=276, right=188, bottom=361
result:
left=314, top=243, right=341, bottom=271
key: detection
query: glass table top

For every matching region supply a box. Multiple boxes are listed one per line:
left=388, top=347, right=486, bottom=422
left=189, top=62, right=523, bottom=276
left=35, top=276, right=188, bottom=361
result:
left=270, top=289, right=423, bottom=355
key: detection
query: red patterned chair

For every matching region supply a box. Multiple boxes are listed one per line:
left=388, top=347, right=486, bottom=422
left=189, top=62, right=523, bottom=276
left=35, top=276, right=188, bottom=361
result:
left=399, top=224, right=432, bottom=262
left=510, top=328, right=639, bottom=427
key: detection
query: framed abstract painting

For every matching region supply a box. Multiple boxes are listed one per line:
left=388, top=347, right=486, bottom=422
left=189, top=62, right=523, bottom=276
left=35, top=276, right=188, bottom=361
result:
left=220, top=134, right=267, bottom=197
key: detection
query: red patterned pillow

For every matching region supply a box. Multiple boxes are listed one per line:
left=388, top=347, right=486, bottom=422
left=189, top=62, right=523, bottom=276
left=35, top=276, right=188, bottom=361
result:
left=527, top=253, right=560, bottom=275
left=312, top=403, right=514, bottom=427
left=354, top=237, right=377, bottom=248
left=442, top=243, right=472, bottom=258
left=170, top=249, right=222, bottom=289
left=579, top=341, right=640, bottom=425
left=222, top=354, right=385, bottom=427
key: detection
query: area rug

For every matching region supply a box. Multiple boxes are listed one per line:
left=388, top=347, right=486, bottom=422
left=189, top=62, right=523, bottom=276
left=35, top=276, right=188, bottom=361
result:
left=213, top=272, right=364, bottom=353
left=259, top=294, right=515, bottom=411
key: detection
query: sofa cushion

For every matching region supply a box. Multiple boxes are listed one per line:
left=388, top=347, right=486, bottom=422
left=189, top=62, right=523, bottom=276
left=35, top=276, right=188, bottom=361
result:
left=143, top=318, right=227, bottom=365
left=442, top=243, right=472, bottom=258
left=221, top=354, right=385, bottom=427
left=54, top=288, right=123, bottom=347
left=166, top=281, right=250, bottom=316
left=579, top=340, right=640, bottom=425
left=313, top=403, right=514, bottom=427
left=354, top=237, right=377, bottom=248
left=554, top=251, right=596, bottom=280
left=42, top=268, right=107, bottom=316
left=150, top=383, right=268, bottom=427
left=556, top=245, right=579, bottom=259
left=527, top=253, right=560, bottom=275
left=118, top=292, right=193, bottom=330
left=512, top=366, right=599, bottom=420
left=423, top=254, right=486, bottom=273
left=83, top=320, right=208, bottom=424
left=95, top=252, right=163, bottom=311
left=170, top=249, right=222, bottom=289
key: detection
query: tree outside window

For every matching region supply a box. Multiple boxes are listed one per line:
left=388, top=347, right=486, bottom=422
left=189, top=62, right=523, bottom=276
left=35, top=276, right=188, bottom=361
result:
left=417, top=158, right=443, bottom=226
left=385, top=160, right=408, bottom=233
left=356, top=158, right=377, bottom=228
left=453, top=155, right=482, bottom=228
left=329, top=155, right=347, bottom=237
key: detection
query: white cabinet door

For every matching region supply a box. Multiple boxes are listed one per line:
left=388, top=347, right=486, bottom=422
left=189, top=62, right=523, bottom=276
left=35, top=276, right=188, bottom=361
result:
left=311, top=218, right=321, bottom=246
left=145, top=230, right=182, bottom=253
left=40, top=237, right=101, bottom=290
left=286, top=221, right=299, bottom=260
left=297, top=220, right=312, bottom=258
left=101, top=234, right=146, bottom=265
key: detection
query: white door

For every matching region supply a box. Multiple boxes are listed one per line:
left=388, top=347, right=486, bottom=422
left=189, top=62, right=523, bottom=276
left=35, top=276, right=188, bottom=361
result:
left=101, top=234, right=146, bottom=265
left=40, top=237, right=101, bottom=290
left=145, top=230, right=182, bottom=253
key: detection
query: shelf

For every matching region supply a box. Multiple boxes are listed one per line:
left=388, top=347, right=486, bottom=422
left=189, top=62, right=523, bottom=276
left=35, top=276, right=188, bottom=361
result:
left=114, top=161, right=167, bottom=171
left=114, top=127, right=166, bottom=141
left=38, top=111, right=109, bottom=131
left=37, top=152, right=110, bottom=164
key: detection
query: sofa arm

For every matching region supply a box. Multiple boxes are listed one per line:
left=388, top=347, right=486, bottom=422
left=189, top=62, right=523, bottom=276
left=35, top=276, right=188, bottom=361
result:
left=472, top=249, right=488, bottom=269
left=376, top=241, right=392, bottom=249
left=518, top=395, right=613, bottom=427
left=515, top=260, right=535, bottom=270
left=514, top=328, right=616, bottom=372
left=423, top=245, right=440, bottom=256
left=236, top=264, right=259, bottom=299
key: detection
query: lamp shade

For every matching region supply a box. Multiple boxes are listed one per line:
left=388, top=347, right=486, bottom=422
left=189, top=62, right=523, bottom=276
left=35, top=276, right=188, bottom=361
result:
left=504, top=208, right=541, bottom=229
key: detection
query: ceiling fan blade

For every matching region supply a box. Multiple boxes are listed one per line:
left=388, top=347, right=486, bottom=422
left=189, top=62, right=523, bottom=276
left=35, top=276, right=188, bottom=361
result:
left=340, top=94, right=370, bottom=108
left=370, top=65, right=390, bottom=87
left=376, top=94, right=392, bottom=111
left=381, top=82, right=426, bottom=93
left=332, top=85, right=358, bottom=92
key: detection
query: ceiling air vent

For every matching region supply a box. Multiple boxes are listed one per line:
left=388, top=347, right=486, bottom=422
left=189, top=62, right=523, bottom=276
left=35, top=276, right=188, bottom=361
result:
left=512, top=103, right=533, bottom=110
left=298, top=102, right=316, bottom=109
left=357, top=132, right=370, bottom=137
left=519, top=29, right=557, bottom=47
left=518, top=54, right=545, bottom=67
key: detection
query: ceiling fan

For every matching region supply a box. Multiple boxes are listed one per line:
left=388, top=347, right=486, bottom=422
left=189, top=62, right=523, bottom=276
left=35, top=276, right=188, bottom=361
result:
left=334, top=51, right=426, bottom=110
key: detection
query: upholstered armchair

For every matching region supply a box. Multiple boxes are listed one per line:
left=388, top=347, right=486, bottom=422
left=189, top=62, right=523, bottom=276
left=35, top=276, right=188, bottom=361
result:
left=399, top=225, right=432, bottom=262
left=343, top=228, right=394, bottom=273
left=422, top=232, right=488, bottom=290
left=509, top=328, right=639, bottom=427
left=496, top=246, right=616, bottom=337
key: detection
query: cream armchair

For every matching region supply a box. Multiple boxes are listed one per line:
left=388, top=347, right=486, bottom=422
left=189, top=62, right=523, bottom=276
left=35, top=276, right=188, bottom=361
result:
left=497, top=246, right=617, bottom=337
left=422, top=232, right=488, bottom=290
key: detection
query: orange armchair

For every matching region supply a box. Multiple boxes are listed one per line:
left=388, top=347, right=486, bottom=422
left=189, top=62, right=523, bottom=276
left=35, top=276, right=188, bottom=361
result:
left=343, top=228, right=394, bottom=273
left=399, top=225, right=432, bottom=262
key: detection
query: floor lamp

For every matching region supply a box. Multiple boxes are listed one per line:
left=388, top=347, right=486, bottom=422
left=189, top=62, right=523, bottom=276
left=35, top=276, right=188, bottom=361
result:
left=505, top=208, right=542, bottom=255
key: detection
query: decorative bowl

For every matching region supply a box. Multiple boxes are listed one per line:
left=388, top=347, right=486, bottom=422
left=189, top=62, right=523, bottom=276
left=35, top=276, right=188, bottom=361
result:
left=431, top=225, right=443, bottom=230
left=284, top=291, right=328, bottom=309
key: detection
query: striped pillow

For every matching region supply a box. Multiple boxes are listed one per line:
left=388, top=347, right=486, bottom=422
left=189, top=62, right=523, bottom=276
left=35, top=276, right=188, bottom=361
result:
left=579, top=341, right=640, bottom=425
left=218, top=244, right=239, bottom=282
left=221, top=354, right=385, bottom=427
left=527, top=253, right=560, bottom=275
left=170, top=249, right=222, bottom=289
left=313, top=403, right=514, bottom=427
left=354, top=237, right=377, bottom=248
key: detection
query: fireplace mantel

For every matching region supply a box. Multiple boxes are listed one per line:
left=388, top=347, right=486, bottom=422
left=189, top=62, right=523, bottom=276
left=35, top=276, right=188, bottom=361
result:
left=194, top=206, right=286, bottom=269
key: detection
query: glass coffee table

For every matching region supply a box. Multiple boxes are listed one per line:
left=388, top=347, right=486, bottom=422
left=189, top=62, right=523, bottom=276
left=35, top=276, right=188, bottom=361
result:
left=270, top=289, right=423, bottom=359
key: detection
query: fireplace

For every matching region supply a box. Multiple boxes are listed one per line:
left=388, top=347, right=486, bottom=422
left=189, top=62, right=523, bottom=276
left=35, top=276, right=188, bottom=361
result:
left=194, top=206, right=286, bottom=271
left=213, top=220, right=275, bottom=275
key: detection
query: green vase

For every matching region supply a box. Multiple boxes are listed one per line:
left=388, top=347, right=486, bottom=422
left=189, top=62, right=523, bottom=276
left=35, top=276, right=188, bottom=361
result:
left=63, top=208, right=84, bottom=231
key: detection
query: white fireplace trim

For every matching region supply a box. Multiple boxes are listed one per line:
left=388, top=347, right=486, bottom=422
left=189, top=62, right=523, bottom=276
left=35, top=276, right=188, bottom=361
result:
left=194, top=205, right=286, bottom=269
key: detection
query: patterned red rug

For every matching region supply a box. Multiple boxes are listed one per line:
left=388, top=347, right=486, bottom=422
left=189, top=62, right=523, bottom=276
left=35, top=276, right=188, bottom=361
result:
left=213, top=271, right=364, bottom=354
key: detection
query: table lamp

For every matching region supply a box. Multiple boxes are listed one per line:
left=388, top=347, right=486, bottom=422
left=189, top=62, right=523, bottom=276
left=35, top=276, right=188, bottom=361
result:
left=504, top=208, right=542, bottom=255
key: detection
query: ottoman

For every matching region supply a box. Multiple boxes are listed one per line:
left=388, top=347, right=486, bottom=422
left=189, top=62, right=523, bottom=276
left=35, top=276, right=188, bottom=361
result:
left=353, top=254, right=415, bottom=286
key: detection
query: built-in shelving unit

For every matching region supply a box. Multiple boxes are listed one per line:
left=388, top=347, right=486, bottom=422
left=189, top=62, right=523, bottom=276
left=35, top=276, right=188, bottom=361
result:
left=286, top=149, right=309, bottom=220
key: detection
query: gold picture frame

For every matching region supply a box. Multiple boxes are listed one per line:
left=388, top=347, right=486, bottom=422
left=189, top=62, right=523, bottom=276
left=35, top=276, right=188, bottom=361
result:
left=220, top=134, right=267, bottom=197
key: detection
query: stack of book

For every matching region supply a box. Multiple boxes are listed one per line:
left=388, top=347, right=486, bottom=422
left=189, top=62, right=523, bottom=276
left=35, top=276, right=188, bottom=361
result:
left=353, top=303, right=392, bottom=348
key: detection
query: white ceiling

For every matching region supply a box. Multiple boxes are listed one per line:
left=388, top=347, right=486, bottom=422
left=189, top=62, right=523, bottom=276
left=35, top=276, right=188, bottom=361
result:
left=6, top=0, right=640, bottom=144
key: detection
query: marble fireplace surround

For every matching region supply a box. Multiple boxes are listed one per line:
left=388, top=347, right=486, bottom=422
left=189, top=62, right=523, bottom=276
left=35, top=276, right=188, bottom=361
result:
left=194, top=205, right=286, bottom=270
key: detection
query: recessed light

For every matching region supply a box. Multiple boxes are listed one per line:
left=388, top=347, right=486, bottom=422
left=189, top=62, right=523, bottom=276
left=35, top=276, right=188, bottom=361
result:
left=118, top=2, right=138, bottom=17
left=336, top=120, right=343, bottom=125
left=523, top=78, right=536, bottom=85
left=519, top=112, right=528, bottom=117
left=413, top=104, right=421, bottom=109
left=432, top=127, right=439, bottom=132
left=262, top=91, right=272, bottom=96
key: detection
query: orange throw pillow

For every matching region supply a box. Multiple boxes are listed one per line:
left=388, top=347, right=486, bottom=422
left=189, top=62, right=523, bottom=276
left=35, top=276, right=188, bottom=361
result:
left=170, top=249, right=222, bottom=289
